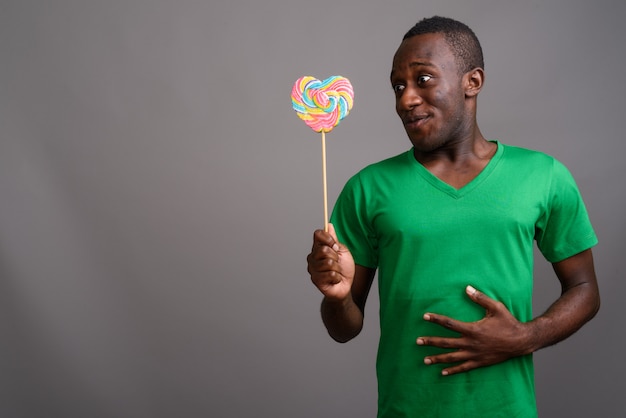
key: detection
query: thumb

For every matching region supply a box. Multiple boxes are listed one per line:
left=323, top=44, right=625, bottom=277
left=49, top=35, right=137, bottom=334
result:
left=327, top=223, right=338, bottom=241
left=327, top=223, right=341, bottom=252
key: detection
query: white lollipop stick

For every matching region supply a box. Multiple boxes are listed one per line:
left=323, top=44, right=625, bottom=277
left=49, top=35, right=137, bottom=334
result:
left=322, top=131, right=328, bottom=232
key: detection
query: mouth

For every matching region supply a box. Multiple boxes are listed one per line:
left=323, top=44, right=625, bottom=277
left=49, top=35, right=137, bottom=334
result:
left=403, top=114, right=429, bottom=130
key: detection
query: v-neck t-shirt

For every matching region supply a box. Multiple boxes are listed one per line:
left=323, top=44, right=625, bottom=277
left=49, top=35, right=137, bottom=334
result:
left=330, top=141, right=597, bottom=418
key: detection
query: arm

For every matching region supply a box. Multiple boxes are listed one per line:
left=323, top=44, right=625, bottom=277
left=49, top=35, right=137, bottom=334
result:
left=525, top=247, right=600, bottom=349
left=417, top=248, right=600, bottom=375
left=307, top=224, right=376, bottom=343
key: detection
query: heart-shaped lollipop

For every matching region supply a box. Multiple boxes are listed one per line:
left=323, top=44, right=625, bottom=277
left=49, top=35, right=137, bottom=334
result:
left=290, top=75, right=354, bottom=232
left=291, top=76, right=354, bottom=133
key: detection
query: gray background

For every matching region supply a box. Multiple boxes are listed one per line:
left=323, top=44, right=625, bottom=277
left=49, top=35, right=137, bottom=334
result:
left=1, top=0, right=624, bottom=417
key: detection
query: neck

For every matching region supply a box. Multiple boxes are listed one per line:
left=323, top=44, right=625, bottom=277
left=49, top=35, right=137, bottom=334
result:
left=412, top=127, right=498, bottom=190
left=414, top=126, right=491, bottom=166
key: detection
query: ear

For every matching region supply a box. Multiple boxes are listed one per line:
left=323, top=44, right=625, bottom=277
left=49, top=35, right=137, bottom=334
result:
left=464, top=68, right=484, bottom=98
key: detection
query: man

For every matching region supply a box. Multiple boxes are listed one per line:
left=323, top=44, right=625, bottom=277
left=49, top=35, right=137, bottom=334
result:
left=307, top=16, right=600, bottom=417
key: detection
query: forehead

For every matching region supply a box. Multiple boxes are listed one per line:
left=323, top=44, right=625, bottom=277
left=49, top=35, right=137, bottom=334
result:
left=391, top=33, right=457, bottom=74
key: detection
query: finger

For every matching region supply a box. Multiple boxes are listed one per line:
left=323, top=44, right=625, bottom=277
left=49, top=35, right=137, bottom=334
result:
left=307, top=244, right=339, bottom=277
left=326, top=223, right=342, bottom=252
left=308, top=253, right=340, bottom=275
left=440, top=360, right=481, bottom=376
left=419, top=349, right=481, bottom=376
left=465, top=285, right=504, bottom=312
left=422, top=313, right=467, bottom=333
left=309, top=242, right=338, bottom=261
left=308, top=255, right=342, bottom=280
left=422, top=348, right=472, bottom=365
left=327, top=223, right=338, bottom=242
left=416, top=336, right=464, bottom=349
left=313, top=228, right=339, bottom=252
left=312, top=270, right=343, bottom=287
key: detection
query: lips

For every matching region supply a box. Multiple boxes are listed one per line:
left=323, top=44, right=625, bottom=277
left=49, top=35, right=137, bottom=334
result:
left=403, top=114, right=430, bottom=130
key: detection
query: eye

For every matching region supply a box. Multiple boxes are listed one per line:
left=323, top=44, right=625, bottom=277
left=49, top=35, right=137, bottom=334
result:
left=417, top=75, right=432, bottom=84
left=392, top=84, right=405, bottom=94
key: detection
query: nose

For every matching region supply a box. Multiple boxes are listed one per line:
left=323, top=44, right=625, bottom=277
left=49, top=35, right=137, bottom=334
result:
left=397, top=86, right=422, bottom=111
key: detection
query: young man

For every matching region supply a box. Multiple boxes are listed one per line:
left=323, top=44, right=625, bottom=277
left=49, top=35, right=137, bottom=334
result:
left=307, top=16, right=600, bottom=417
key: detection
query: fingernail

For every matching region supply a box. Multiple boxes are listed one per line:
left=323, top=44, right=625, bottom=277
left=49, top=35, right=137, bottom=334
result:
left=423, top=313, right=431, bottom=321
left=424, top=358, right=432, bottom=365
left=467, top=285, right=477, bottom=295
left=442, top=370, right=449, bottom=376
left=416, top=338, right=424, bottom=345
left=332, top=244, right=339, bottom=251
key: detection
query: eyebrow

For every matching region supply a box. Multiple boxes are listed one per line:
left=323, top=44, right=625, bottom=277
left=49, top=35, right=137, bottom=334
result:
left=409, top=61, right=436, bottom=68
left=390, top=61, right=436, bottom=80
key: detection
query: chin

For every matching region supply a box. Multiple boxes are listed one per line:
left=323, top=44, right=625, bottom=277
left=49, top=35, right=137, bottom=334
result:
left=409, top=137, right=444, bottom=153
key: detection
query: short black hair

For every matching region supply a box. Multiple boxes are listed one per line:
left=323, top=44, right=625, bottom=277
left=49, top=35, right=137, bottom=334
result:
left=403, top=16, right=484, bottom=74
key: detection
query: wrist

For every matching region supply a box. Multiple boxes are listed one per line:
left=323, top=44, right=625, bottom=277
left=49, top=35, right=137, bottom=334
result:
left=323, top=293, right=354, bottom=309
left=519, top=319, right=546, bottom=355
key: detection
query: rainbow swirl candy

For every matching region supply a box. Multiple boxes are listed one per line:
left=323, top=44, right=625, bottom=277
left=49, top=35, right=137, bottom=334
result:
left=291, top=76, right=354, bottom=133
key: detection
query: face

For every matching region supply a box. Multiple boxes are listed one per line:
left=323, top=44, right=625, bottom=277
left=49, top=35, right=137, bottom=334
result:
left=390, top=33, right=473, bottom=152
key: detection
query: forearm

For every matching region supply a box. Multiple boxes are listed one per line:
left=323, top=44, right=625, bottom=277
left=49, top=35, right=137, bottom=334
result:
left=321, top=295, right=364, bottom=343
left=525, top=281, right=600, bottom=353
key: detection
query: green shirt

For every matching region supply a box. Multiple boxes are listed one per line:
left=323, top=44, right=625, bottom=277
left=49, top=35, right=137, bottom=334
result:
left=330, top=142, right=597, bottom=418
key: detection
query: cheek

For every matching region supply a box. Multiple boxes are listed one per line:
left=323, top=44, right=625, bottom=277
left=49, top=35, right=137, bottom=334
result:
left=395, top=98, right=406, bottom=117
left=432, top=88, right=451, bottom=107
left=432, top=87, right=463, bottom=117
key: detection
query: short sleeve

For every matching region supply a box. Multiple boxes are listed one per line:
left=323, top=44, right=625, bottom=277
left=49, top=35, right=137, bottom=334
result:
left=535, top=159, right=598, bottom=262
left=330, top=173, right=379, bottom=268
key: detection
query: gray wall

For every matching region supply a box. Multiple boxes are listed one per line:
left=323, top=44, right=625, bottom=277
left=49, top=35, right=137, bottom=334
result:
left=1, top=1, right=624, bottom=417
